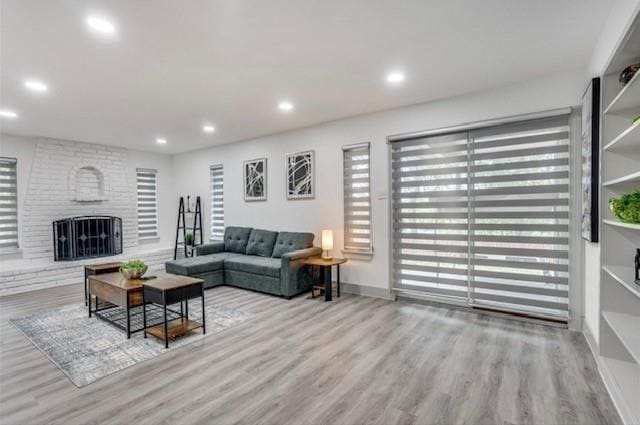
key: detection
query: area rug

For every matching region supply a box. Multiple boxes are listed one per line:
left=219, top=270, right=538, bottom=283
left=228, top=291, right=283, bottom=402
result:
left=10, top=301, right=254, bottom=387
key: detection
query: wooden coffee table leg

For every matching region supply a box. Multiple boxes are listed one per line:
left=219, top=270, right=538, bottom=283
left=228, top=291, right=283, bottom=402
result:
left=84, top=269, right=89, bottom=306
left=126, top=306, right=131, bottom=339
left=201, top=284, right=206, bottom=334
left=143, top=290, right=147, bottom=339
left=163, top=301, right=169, bottom=349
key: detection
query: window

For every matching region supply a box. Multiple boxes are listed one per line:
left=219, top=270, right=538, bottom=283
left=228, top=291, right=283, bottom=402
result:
left=210, top=165, right=224, bottom=240
left=391, top=115, right=570, bottom=320
left=343, top=143, right=372, bottom=253
left=136, top=168, right=158, bottom=239
left=0, top=157, right=18, bottom=249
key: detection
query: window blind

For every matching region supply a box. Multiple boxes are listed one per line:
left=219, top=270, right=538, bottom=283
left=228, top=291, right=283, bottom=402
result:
left=391, top=115, right=570, bottom=320
left=136, top=168, right=158, bottom=239
left=343, top=143, right=372, bottom=253
left=468, top=116, right=570, bottom=319
left=210, top=165, right=224, bottom=241
left=0, top=158, right=18, bottom=249
left=391, top=132, right=470, bottom=300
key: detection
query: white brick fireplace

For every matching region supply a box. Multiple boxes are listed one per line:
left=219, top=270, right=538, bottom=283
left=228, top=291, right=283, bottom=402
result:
left=0, top=135, right=174, bottom=295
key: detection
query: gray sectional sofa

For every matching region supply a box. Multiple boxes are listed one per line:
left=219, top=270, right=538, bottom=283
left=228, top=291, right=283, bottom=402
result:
left=165, top=226, right=322, bottom=298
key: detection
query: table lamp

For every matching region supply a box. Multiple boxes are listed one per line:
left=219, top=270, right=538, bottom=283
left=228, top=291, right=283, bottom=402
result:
left=321, top=229, right=333, bottom=260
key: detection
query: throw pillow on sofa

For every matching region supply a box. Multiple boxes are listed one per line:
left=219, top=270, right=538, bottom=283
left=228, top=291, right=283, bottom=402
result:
left=246, top=229, right=278, bottom=257
left=271, top=231, right=314, bottom=258
left=224, top=226, right=253, bottom=253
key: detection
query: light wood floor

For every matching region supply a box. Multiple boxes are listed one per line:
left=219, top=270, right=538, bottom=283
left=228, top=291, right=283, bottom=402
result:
left=0, top=284, right=621, bottom=425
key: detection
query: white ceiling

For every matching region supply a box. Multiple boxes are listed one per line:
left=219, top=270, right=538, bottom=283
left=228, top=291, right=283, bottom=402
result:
left=0, top=0, right=613, bottom=154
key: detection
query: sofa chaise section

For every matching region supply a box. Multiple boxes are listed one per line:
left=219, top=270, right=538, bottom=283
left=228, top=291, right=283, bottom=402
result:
left=165, top=226, right=321, bottom=298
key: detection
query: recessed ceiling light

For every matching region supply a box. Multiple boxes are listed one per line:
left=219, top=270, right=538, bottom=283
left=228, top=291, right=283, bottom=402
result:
left=0, top=110, right=18, bottom=119
left=24, top=79, right=48, bottom=93
left=278, top=101, right=294, bottom=111
left=203, top=125, right=215, bottom=133
left=86, top=16, right=116, bottom=34
left=156, top=138, right=167, bottom=145
left=386, top=72, right=405, bottom=84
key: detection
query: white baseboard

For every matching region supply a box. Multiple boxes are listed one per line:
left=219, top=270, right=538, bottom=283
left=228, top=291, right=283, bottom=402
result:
left=582, top=324, right=635, bottom=425
left=340, top=282, right=394, bottom=300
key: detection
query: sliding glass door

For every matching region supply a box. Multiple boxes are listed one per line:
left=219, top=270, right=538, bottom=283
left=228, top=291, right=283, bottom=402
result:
left=392, top=131, right=471, bottom=302
left=391, top=115, right=570, bottom=320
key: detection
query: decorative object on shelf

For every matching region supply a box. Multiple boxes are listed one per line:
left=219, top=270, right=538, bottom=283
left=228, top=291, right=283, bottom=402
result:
left=286, top=150, right=314, bottom=199
left=186, top=195, right=192, bottom=212
left=174, top=196, right=203, bottom=259
left=609, top=190, right=640, bottom=224
left=635, top=249, right=640, bottom=286
left=581, top=77, right=600, bottom=242
left=321, top=229, right=333, bottom=260
left=243, top=158, right=267, bottom=201
left=619, top=62, right=640, bottom=85
left=119, top=259, right=148, bottom=279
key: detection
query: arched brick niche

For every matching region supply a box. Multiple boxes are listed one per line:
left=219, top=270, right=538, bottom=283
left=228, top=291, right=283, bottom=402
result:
left=69, top=165, right=108, bottom=202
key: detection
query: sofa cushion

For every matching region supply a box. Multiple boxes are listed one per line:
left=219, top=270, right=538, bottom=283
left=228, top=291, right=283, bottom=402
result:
left=224, top=226, right=253, bottom=253
left=271, top=232, right=315, bottom=258
left=166, top=255, right=224, bottom=275
left=223, top=256, right=281, bottom=278
left=245, top=229, right=278, bottom=257
left=166, top=252, right=245, bottom=276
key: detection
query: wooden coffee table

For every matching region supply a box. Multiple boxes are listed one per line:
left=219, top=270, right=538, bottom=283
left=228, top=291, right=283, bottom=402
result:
left=142, top=277, right=205, bottom=348
left=87, top=271, right=202, bottom=339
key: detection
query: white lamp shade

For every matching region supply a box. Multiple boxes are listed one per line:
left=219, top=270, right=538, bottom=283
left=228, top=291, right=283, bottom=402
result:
left=321, top=229, right=334, bottom=250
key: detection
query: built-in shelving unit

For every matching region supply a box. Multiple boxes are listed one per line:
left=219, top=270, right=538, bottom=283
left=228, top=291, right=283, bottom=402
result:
left=602, top=311, right=640, bottom=364
left=603, top=264, right=640, bottom=298
left=604, top=69, right=640, bottom=115
left=597, top=13, right=640, bottom=425
left=603, top=170, right=640, bottom=188
left=603, top=120, right=640, bottom=151
left=603, top=219, right=640, bottom=230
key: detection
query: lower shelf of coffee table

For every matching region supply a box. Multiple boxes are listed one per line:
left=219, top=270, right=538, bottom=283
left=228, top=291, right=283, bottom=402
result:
left=145, top=317, right=202, bottom=340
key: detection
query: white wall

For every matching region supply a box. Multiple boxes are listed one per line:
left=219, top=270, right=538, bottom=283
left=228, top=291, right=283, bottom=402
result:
left=172, top=70, right=585, bottom=297
left=583, top=0, right=640, bottom=346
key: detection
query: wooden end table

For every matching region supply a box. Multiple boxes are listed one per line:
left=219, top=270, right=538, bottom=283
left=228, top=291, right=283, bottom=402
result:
left=142, top=276, right=205, bottom=348
left=302, top=257, right=347, bottom=301
left=84, top=262, right=122, bottom=306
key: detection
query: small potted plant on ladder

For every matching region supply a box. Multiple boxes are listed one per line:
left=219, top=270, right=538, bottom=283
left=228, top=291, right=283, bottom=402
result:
left=185, top=231, right=194, bottom=256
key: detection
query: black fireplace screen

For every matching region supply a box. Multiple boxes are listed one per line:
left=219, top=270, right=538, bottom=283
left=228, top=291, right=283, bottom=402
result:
left=53, top=216, right=122, bottom=261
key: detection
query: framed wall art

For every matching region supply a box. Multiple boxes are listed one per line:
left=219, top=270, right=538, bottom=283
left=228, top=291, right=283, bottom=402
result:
left=581, top=77, right=600, bottom=242
left=243, top=157, right=267, bottom=201
left=286, top=150, right=314, bottom=200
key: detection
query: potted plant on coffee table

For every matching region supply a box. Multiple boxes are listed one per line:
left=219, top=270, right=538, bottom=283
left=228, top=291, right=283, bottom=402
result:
left=119, top=259, right=148, bottom=279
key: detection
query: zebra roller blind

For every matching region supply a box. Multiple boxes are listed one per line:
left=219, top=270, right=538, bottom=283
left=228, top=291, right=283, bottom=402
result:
left=391, top=115, right=570, bottom=320
left=343, top=143, right=373, bottom=253
left=210, top=165, right=224, bottom=241
left=136, top=168, right=158, bottom=239
left=0, top=158, right=18, bottom=249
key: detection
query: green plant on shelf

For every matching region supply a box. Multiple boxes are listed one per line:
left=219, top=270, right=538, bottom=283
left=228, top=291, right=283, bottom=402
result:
left=633, top=115, right=640, bottom=124
left=185, top=232, right=194, bottom=246
left=609, top=190, right=640, bottom=224
left=120, top=259, right=147, bottom=270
